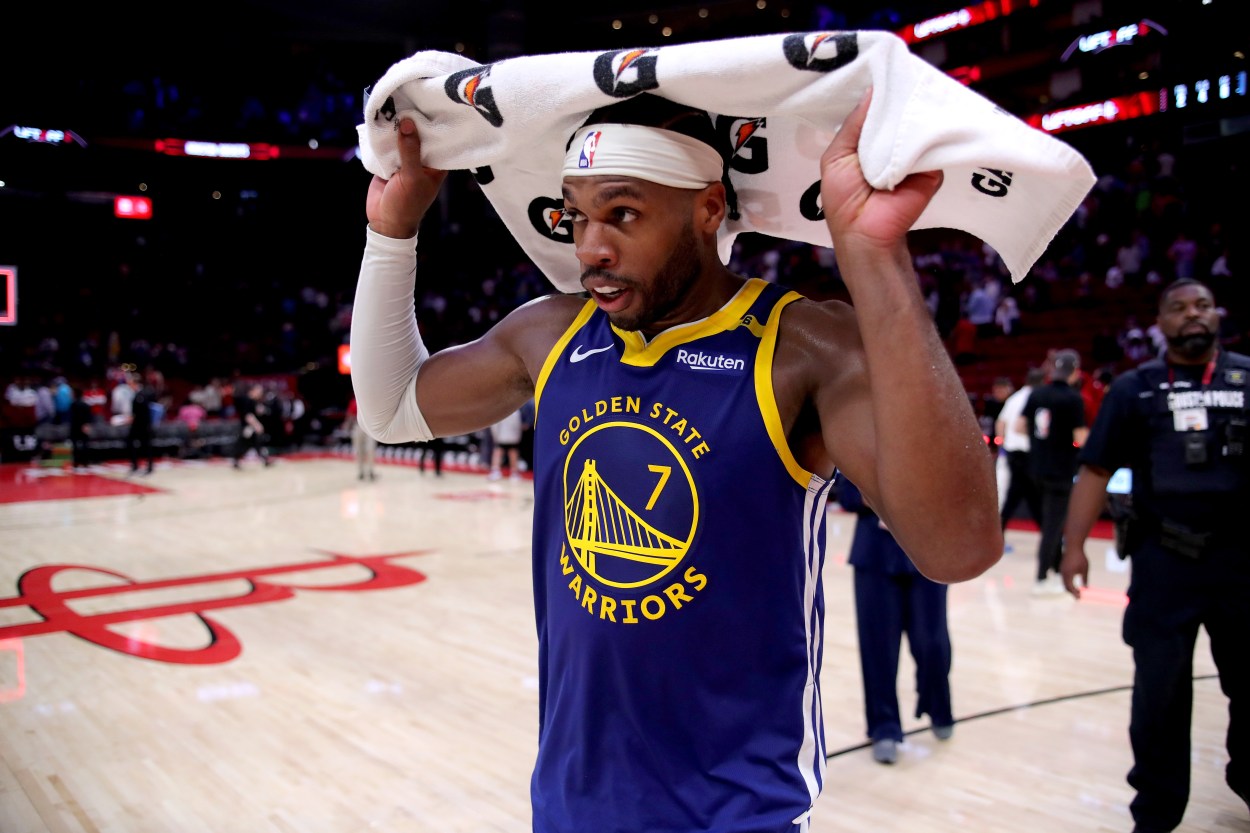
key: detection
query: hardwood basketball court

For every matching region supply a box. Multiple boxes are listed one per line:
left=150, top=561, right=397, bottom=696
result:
left=0, top=454, right=1243, bottom=832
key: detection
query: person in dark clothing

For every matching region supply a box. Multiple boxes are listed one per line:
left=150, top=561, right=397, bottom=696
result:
left=1017, top=349, right=1088, bottom=594
left=125, top=375, right=156, bottom=475
left=1062, top=278, right=1250, bottom=833
left=68, top=387, right=94, bottom=469
left=232, top=383, right=272, bottom=469
left=837, top=477, right=954, bottom=766
left=417, top=438, right=444, bottom=476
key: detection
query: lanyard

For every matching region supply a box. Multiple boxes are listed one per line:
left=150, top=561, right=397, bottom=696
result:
left=1167, top=351, right=1218, bottom=388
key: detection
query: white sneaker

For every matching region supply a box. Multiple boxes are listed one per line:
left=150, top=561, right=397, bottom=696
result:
left=487, top=469, right=502, bottom=481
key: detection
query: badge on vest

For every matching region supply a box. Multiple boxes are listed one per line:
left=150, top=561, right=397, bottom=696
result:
left=1173, top=407, right=1208, bottom=432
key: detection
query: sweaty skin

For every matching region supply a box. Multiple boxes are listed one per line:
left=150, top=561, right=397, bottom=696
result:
left=361, top=90, right=1002, bottom=583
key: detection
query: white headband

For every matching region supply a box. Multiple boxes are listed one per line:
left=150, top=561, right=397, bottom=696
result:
left=562, top=123, right=724, bottom=190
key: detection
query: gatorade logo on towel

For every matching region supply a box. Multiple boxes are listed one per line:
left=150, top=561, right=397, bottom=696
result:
left=578, top=130, right=603, bottom=169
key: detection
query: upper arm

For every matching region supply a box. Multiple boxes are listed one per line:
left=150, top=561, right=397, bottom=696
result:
left=773, top=299, right=880, bottom=498
left=416, top=294, right=584, bottom=438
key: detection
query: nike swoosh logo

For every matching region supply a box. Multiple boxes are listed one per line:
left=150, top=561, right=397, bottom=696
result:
left=569, top=344, right=613, bottom=363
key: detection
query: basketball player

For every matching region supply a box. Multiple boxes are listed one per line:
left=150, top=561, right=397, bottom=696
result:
left=349, top=91, right=1002, bottom=832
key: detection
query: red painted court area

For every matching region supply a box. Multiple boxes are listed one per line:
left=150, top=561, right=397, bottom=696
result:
left=0, top=464, right=162, bottom=504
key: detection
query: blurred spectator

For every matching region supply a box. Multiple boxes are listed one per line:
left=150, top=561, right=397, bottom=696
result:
left=1018, top=350, right=1088, bottom=595
left=110, top=372, right=136, bottom=424
left=125, top=374, right=156, bottom=475
left=1145, top=320, right=1168, bottom=358
left=997, top=367, right=1045, bottom=532
left=488, top=406, right=527, bottom=482
left=232, top=383, right=273, bottom=469
left=345, top=395, right=376, bottom=481
left=965, top=278, right=997, bottom=338
left=51, top=376, right=72, bottom=425
left=994, top=294, right=1021, bottom=336
left=5, top=377, right=38, bottom=409
left=1166, top=229, right=1198, bottom=280
left=82, top=378, right=109, bottom=420
left=1081, top=366, right=1115, bottom=427
left=34, top=378, right=55, bottom=426
left=177, top=399, right=207, bottom=432
left=982, top=377, right=1014, bottom=442
left=948, top=314, right=978, bottom=365
left=69, top=387, right=94, bottom=469
left=837, top=476, right=954, bottom=766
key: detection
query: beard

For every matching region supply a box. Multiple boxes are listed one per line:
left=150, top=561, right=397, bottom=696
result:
left=1166, top=329, right=1217, bottom=360
left=586, top=220, right=702, bottom=334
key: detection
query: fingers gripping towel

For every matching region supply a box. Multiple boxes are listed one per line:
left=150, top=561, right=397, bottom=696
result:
left=357, top=30, right=1096, bottom=293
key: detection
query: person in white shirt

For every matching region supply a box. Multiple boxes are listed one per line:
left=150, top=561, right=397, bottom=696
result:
left=110, top=373, right=137, bottom=426
left=996, top=367, right=1045, bottom=532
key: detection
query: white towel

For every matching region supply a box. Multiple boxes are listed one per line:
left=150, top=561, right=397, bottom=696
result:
left=357, top=30, right=1096, bottom=294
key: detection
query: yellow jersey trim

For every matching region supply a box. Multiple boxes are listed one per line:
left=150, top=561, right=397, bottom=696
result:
left=755, top=289, right=815, bottom=488
left=614, top=279, right=770, bottom=366
left=534, top=299, right=598, bottom=424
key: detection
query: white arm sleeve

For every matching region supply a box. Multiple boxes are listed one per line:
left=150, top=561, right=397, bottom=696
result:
left=348, top=226, right=434, bottom=443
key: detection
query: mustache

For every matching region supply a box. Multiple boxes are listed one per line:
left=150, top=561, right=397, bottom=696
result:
left=580, top=268, right=637, bottom=288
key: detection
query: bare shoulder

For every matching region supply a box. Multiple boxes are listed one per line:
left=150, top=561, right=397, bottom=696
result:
left=498, top=292, right=587, bottom=337
left=768, top=296, right=870, bottom=477
left=774, top=296, right=866, bottom=382
left=493, top=292, right=590, bottom=379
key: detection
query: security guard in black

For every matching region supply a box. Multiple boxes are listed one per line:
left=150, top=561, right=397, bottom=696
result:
left=1060, top=278, right=1250, bottom=833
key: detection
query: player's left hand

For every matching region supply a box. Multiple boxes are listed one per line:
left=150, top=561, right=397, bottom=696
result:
left=819, top=87, right=943, bottom=251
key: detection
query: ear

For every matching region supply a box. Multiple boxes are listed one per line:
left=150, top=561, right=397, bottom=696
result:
left=692, top=182, right=727, bottom=236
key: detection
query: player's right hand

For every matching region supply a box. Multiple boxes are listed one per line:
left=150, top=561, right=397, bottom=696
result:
left=366, top=118, right=449, bottom=239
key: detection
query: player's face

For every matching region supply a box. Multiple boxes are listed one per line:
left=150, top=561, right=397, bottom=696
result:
left=1158, top=284, right=1220, bottom=360
left=562, top=176, right=708, bottom=335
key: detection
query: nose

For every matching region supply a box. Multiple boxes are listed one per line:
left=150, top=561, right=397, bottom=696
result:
left=575, top=222, right=617, bottom=270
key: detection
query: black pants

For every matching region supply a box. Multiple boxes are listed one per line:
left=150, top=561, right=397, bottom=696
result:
left=1034, top=478, right=1072, bottom=580
left=854, top=568, right=952, bottom=742
left=1123, top=537, right=1249, bottom=831
left=418, top=438, right=444, bottom=474
left=233, top=430, right=270, bottom=465
left=127, top=428, right=154, bottom=472
left=1000, top=450, right=1042, bottom=528
left=71, top=434, right=91, bottom=467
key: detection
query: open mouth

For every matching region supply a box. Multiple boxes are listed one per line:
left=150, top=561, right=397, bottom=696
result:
left=588, top=285, right=633, bottom=312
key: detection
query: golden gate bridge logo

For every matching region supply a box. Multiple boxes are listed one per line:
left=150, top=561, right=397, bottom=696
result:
left=564, top=422, right=698, bottom=588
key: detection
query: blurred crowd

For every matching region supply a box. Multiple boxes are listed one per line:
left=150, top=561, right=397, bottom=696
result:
left=2, top=126, right=1245, bottom=463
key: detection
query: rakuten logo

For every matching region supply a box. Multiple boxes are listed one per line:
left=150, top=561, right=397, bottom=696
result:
left=675, top=349, right=746, bottom=373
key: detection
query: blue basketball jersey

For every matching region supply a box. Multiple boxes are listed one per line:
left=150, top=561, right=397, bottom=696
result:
left=529, top=278, right=834, bottom=833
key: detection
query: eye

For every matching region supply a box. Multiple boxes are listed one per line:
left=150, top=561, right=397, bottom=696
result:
left=613, top=206, right=639, bottom=223
left=562, top=207, right=585, bottom=223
